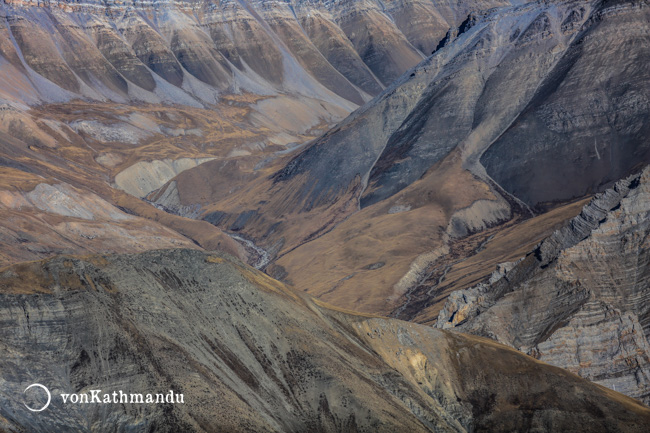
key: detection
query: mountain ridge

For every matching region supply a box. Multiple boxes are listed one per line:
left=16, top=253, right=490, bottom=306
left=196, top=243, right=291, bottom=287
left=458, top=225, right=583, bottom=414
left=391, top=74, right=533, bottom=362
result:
left=438, top=165, right=650, bottom=404
left=1, top=248, right=649, bottom=432
left=152, top=0, right=650, bottom=322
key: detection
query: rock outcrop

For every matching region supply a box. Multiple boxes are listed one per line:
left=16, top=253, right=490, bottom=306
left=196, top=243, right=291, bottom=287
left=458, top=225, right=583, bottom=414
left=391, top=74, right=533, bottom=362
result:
left=1, top=248, right=649, bottom=432
left=438, top=165, right=650, bottom=404
left=114, top=157, right=216, bottom=198
left=481, top=0, right=650, bottom=209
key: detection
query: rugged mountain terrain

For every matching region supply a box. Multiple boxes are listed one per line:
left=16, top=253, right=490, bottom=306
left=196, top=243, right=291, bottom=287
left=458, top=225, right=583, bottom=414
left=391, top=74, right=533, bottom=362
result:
left=0, top=104, right=248, bottom=266
left=154, top=0, right=650, bottom=317
left=437, top=166, right=650, bottom=405
left=1, top=0, right=650, bottom=423
left=0, top=0, right=505, bottom=267
left=1, top=249, right=649, bottom=432
left=0, top=0, right=497, bottom=107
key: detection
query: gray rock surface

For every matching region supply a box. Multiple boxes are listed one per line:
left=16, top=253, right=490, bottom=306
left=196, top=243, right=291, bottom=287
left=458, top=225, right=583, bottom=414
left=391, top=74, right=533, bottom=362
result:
left=248, top=0, right=650, bottom=215
left=438, top=165, right=650, bottom=404
left=481, top=0, right=650, bottom=209
left=1, top=249, right=650, bottom=432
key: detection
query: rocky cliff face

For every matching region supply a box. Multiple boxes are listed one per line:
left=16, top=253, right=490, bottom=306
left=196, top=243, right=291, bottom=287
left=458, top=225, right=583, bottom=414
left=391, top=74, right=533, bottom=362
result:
left=437, top=165, right=650, bottom=404
left=0, top=248, right=649, bottom=432
left=481, top=0, right=650, bottom=209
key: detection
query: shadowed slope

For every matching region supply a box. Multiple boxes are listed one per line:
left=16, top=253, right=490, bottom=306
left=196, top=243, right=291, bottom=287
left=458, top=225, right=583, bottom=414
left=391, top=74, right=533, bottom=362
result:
left=0, top=249, right=648, bottom=432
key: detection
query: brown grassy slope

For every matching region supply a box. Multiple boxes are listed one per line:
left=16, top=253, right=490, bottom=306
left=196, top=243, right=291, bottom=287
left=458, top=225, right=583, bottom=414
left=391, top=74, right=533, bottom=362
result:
left=273, top=151, right=496, bottom=315
left=407, top=197, right=591, bottom=324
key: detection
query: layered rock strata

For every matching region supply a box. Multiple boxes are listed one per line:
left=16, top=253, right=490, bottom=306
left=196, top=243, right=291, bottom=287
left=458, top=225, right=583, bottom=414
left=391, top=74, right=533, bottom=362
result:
left=438, top=166, right=650, bottom=404
left=1, top=249, right=649, bottom=431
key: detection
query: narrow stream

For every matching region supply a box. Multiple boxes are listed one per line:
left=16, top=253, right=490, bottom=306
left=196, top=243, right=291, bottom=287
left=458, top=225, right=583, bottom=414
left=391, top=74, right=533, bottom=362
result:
left=228, top=233, right=271, bottom=270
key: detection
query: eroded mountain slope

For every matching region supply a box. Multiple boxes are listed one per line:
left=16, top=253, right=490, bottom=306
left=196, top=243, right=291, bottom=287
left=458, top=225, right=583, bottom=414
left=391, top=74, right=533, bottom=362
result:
left=0, top=102, right=257, bottom=266
left=0, top=249, right=649, bottom=432
left=0, top=0, right=497, bottom=107
left=480, top=0, right=650, bottom=208
left=157, top=0, right=650, bottom=317
left=438, top=165, right=650, bottom=405
left=0, top=0, right=507, bottom=268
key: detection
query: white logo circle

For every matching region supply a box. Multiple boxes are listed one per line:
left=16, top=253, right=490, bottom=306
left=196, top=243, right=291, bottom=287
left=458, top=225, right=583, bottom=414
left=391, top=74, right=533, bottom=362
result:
left=23, top=384, right=51, bottom=412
